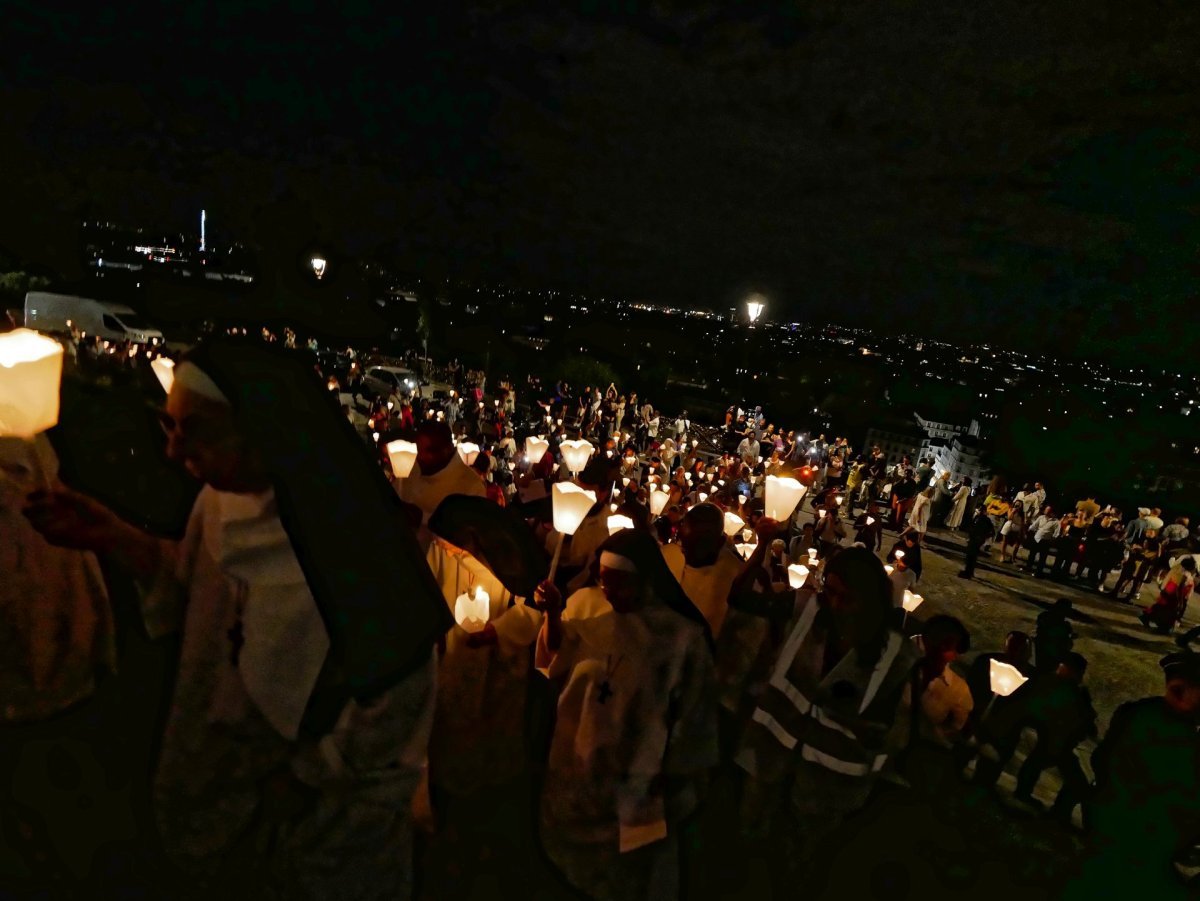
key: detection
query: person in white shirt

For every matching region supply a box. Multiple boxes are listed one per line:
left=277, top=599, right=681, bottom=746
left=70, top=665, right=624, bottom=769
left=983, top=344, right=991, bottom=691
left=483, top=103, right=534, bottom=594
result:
left=1025, top=507, right=1061, bottom=577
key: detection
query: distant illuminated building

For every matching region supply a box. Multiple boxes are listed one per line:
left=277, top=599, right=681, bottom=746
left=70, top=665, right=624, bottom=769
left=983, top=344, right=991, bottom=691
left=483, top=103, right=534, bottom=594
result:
left=200, top=209, right=206, bottom=252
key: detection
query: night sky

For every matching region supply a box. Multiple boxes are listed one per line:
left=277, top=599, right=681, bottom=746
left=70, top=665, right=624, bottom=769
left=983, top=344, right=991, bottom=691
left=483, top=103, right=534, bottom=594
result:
left=2, top=2, right=1198, bottom=369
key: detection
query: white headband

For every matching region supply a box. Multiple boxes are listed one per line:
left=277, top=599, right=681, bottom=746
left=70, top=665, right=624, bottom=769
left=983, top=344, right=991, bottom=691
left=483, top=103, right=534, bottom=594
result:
left=173, top=361, right=231, bottom=405
left=599, top=551, right=638, bottom=573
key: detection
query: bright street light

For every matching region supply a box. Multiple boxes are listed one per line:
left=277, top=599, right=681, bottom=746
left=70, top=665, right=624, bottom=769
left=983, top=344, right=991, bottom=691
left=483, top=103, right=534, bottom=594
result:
left=311, top=256, right=328, bottom=280
left=746, top=294, right=766, bottom=324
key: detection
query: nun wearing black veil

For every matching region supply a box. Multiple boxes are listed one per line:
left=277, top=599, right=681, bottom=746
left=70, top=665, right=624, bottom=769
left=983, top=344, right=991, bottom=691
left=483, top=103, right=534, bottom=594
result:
left=533, top=528, right=718, bottom=901
left=25, top=338, right=449, bottom=900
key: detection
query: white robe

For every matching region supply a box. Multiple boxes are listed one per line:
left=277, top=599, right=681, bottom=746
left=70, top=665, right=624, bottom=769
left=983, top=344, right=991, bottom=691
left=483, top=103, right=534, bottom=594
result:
left=396, top=455, right=486, bottom=547
left=660, top=543, right=741, bottom=639
left=424, top=538, right=541, bottom=796
left=946, top=486, right=971, bottom=529
left=535, top=604, right=717, bottom=901
left=0, top=435, right=116, bottom=722
left=141, top=486, right=436, bottom=899
left=908, top=493, right=932, bottom=534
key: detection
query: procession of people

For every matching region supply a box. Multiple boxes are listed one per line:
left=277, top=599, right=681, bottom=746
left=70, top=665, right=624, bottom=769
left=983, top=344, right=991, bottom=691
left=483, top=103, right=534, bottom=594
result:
left=3, top=323, right=1198, bottom=898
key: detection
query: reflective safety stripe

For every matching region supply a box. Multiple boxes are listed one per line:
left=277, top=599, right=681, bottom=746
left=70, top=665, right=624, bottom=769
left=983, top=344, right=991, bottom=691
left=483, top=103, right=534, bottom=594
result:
left=812, top=707, right=856, bottom=739
left=771, top=672, right=813, bottom=716
left=770, top=597, right=818, bottom=683
left=800, top=743, right=870, bottom=777
left=859, top=630, right=902, bottom=714
left=751, top=707, right=798, bottom=750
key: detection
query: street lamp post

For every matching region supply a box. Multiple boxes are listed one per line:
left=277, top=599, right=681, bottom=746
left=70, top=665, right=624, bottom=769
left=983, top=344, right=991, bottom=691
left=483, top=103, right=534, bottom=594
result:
left=743, top=293, right=767, bottom=404
left=310, top=256, right=328, bottom=280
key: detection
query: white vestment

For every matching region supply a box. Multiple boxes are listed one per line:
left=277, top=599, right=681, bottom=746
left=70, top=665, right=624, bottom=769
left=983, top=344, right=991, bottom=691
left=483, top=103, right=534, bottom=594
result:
left=535, top=603, right=717, bottom=901
left=945, top=486, right=971, bottom=529
left=141, top=486, right=435, bottom=899
left=396, top=455, right=487, bottom=547
left=660, top=543, right=741, bottom=639
left=0, top=436, right=116, bottom=722
left=424, top=538, right=541, bottom=796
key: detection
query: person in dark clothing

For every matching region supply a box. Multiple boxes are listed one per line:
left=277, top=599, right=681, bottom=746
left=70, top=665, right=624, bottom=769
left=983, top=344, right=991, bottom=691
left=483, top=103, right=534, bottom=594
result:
left=887, top=533, right=923, bottom=580
left=852, top=504, right=885, bottom=552
left=1066, top=652, right=1200, bottom=899
left=1051, top=516, right=1086, bottom=580
left=1077, top=525, right=1125, bottom=590
left=958, top=509, right=995, bottom=579
left=1033, top=599, right=1076, bottom=674
left=973, top=652, right=1096, bottom=820
left=964, top=631, right=1034, bottom=725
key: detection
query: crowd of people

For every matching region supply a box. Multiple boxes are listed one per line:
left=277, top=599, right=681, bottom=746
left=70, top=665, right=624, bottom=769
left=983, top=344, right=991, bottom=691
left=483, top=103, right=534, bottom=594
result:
left=3, top=326, right=1199, bottom=898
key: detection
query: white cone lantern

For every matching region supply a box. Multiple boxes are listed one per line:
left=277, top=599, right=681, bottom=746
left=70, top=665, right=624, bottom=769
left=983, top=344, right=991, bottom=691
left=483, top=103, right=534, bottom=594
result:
left=735, top=543, right=756, bottom=559
left=787, top=564, right=810, bottom=589
left=456, top=441, right=481, bottom=466
left=607, top=514, right=635, bottom=535
left=989, top=659, right=1029, bottom=697
left=884, top=564, right=894, bottom=575
left=0, top=329, right=64, bottom=438
left=454, top=585, right=491, bottom=633
left=648, top=486, right=670, bottom=517
left=894, top=549, right=906, bottom=560
left=559, top=439, right=595, bottom=475
left=386, top=439, right=418, bottom=478
left=901, top=590, right=924, bottom=613
left=151, top=357, right=176, bottom=395
left=723, top=511, right=746, bottom=537
left=525, top=435, right=549, bottom=465
left=552, top=482, right=597, bottom=536
left=764, top=474, right=806, bottom=521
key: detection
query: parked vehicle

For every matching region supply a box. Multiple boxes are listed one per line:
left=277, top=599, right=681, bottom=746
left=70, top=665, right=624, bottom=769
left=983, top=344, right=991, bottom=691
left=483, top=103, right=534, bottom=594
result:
left=363, top=365, right=421, bottom=398
left=24, top=292, right=164, bottom=344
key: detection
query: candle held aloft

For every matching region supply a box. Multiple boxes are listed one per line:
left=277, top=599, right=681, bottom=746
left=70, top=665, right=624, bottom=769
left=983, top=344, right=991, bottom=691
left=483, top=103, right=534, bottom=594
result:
left=0, top=329, right=64, bottom=438
left=787, top=564, right=809, bottom=589
left=989, top=659, right=1029, bottom=697
left=386, top=439, right=418, bottom=478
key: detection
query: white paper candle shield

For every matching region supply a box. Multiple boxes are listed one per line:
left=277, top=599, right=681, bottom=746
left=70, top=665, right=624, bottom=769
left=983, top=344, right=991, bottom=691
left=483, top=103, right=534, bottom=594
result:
left=735, top=543, right=756, bottom=560
left=386, top=439, right=418, bottom=478
left=524, top=435, right=549, bottom=465
left=456, top=442, right=481, bottom=466
left=764, top=475, right=806, bottom=521
left=884, top=564, right=894, bottom=575
left=989, top=659, right=1029, bottom=697
left=560, top=439, right=594, bottom=474
left=454, top=585, right=490, bottom=632
left=607, top=514, right=635, bottom=535
left=0, top=329, right=64, bottom=438
left=901, top=590, right=924, bottom=613
left=787, top=564, right=810, bottom=589
left=723, top=511, right=745, bottom=537
left=894, top=549, right=906, bottom=560
left=553, top=482, right=597, bottom=535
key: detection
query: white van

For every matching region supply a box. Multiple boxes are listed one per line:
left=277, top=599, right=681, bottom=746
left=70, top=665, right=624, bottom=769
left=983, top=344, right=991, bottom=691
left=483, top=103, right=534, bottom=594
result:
left=24, top=292, right=164, bottom=344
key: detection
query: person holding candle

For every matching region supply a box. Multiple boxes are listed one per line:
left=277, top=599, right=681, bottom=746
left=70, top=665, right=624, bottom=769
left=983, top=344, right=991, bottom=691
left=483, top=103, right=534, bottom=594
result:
left=395, top=420, right=487, bottom=546
left=972, top=652, right=1096, bottom=819
left=24, top=340, right=444, bottom=899
left=533, top=529, right=717, bottom=901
